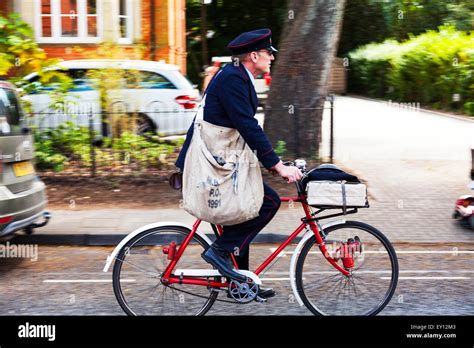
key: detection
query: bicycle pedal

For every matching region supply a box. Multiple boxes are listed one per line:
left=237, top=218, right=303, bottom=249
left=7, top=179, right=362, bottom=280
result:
left=254, top=296, right=267, bottom=303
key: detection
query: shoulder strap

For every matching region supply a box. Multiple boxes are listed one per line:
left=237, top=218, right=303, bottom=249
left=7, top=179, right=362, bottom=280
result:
left=195, top=94, right=207, bottom=121
left=195, top=69, right=222, bottom=122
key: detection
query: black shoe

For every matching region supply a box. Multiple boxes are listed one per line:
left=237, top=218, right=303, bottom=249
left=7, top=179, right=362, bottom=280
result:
left=257, top=287, right=276, bottom=299
left=227, top=286, right=276, bottom=299
left=201, top=244, right=247, bottom=283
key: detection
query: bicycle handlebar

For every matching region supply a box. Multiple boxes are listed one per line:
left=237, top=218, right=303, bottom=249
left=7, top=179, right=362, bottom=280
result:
left=283, top=159, right=307, bottom=173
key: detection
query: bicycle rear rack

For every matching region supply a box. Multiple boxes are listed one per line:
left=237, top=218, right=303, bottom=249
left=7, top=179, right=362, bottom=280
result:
left=303, top=208, right=358, bottom=223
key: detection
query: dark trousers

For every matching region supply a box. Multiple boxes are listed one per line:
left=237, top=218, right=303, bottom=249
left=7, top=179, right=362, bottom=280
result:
left=214, top=182, right=281, bottom=270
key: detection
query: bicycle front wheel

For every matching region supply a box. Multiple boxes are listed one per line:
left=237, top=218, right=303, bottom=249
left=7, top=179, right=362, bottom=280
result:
left=295, top=221, right=398, bottom=316
left=112, top=225, right=218, bottom=316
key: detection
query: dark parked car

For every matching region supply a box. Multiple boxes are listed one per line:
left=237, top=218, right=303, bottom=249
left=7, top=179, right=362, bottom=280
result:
left=0, top=81, right=50, bottom=238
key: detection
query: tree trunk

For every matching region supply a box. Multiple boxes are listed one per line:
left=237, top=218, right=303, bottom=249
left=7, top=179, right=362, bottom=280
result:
left=265, top=0, right=346, bottom=160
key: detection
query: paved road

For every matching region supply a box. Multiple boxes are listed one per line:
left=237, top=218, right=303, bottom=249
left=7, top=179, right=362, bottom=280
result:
left=1, top=244, right=473, bottom=316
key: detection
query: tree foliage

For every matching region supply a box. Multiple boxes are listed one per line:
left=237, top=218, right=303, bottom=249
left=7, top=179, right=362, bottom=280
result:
left=0, top=14, right=50, bottom=79
left=338, top=0, right=473, bottom=56
left=349, top=25, right=474, bottom=112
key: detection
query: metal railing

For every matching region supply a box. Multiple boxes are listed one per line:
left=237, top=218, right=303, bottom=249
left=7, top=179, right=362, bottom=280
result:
left=28, top=96, right=335, bottom=177
left=28, top=108, right=195, bottom=177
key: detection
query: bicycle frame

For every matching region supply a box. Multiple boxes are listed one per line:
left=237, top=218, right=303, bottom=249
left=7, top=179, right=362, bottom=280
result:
left=161, top=183, right=351, bottom=289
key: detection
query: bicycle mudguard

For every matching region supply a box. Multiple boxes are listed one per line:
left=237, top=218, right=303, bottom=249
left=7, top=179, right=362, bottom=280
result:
left=103, top=222, right=213, bottom=272
left=289, top=219, right=346, bottom=307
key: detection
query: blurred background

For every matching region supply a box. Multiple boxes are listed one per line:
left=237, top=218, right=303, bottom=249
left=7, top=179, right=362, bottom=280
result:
left=0, top=0, right=472, bottom=176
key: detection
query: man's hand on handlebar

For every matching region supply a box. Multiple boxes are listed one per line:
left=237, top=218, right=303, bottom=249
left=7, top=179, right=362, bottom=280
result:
left=271, top=161, right=303, bottom=184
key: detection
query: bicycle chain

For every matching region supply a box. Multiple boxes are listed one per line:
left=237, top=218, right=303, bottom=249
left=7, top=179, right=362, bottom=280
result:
left=165, top=282, right=251, bottom=305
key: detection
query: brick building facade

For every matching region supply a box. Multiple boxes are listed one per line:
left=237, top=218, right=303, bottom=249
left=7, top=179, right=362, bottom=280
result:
left=1, top=0, right=187, bottom=73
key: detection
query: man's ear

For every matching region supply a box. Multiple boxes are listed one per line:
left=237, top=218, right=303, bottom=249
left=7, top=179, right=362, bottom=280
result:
left=250, top=52, right=258, bottom=63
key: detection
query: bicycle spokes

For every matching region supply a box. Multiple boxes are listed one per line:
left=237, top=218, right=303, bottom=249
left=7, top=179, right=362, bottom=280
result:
left=296, top=222, right=398, bottom=316
left=113, top=227, right=218, bottom=316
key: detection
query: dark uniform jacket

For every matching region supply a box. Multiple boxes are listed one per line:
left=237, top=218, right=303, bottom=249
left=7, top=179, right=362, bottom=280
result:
left=175, top=63, right=280, bottom=171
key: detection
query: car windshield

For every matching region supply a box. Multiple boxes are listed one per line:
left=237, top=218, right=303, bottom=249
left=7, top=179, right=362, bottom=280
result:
left=0, top=87, right=24, bottom=136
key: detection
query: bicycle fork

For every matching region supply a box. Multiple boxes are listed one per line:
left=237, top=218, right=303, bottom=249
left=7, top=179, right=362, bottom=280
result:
left=309, top=221, right=352, bottom=277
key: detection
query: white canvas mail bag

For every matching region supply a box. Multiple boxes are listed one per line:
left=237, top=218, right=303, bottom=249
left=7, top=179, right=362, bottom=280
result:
left=306, top=180, right=368, bottom=211
left=182, top=95, right=264, bottom=225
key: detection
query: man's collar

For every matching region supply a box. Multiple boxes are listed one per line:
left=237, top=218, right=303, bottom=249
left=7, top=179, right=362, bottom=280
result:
left=243, top=64, right=256, bottom=88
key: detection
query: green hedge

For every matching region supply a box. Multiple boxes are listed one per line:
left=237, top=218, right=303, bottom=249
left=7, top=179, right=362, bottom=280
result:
left=33, top=122, right=180, bottom=172
left=349, top=25, right=474, bottom=112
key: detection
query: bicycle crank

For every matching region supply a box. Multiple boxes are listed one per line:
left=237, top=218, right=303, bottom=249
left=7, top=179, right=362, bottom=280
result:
left=228, top=279, right=260, bottom=303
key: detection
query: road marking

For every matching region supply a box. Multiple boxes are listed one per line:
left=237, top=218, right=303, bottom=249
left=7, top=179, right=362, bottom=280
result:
left=259, top=271, right=474, bottom=282
left=268, top=248, right=290, bottom=258
left=399, top=270, right=474, bottom=274
left=260, top=277, right=291, bottom=281
left=259, top=275, right=472, bottom=282
left=389, top=251, right=474, bottom=254
left=42, top=272, right=110, bottom=275
left=380, top=277, right=470, bottom=280
left=269, top=248, right=474, bottom=255
left=42, top=275, right=472, bottom=283
left=303, top=270, right=474, bottom=274
left=43, top=279, right=136, bottom=283
left=262, top=270, right=474, bottom=275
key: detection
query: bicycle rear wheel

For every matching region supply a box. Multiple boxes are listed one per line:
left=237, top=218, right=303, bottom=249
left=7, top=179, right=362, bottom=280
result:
left=112, top=225, right=218, bottom=316
left=295, top=221, right=398, bottom=316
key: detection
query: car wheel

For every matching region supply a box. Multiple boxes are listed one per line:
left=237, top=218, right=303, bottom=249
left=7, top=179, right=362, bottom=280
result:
left=135, top=114, right=156, bottom=135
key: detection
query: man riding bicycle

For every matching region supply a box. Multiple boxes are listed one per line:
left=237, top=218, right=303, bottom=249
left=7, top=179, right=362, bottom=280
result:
left=175, top=29, right=303, bottom=299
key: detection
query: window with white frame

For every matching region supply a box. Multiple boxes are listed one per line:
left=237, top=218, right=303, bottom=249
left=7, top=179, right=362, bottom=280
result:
left=118, top=0, right=132, bottom=44
left=37, top=0, right=101, bottom=43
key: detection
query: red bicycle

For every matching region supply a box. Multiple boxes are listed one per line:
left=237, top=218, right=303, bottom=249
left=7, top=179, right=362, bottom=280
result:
left=104, top=160, right=399, bottom=316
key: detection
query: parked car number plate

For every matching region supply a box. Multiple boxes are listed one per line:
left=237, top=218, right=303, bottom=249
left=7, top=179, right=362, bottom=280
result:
left=13, top=161, right=35, bottom=177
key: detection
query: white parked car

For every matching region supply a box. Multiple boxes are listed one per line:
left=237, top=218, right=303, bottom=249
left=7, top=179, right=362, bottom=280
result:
left=22, top=59, right=200, bottom=136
